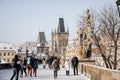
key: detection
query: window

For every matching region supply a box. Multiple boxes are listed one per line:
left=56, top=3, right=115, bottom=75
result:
left=12, top=53, right=14, bottom=56
left=7, top=59, right=9, bottom=62
left=4, top=52, right=6, bottom=56
left=8, top=52, right=10, bottom=56
left=4, top=47, right=7, bottom=49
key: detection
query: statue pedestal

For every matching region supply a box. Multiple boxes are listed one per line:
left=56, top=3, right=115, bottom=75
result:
left=78, top=58, right=95, bottom=73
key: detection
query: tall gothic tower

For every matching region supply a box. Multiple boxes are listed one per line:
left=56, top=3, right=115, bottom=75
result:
left=52, top=18, right=69, bottom=57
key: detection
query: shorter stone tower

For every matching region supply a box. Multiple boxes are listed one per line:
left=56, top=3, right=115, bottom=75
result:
left=36, top=32, right=49, bottom=55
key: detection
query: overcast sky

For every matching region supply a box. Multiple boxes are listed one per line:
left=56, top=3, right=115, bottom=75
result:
left=0, top=0, right=115, bottom=43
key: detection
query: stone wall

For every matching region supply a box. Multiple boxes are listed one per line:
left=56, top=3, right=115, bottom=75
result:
left=79, top=63, right=120, bottom=80
left=78, top=59, right=95, bottom=75
left=0, top=63, right=12, bottom=70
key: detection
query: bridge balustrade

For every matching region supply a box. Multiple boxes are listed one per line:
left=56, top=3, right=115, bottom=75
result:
left=0, top=63, right=12, bottom=70
left=79, top=63, right=120, bottom=80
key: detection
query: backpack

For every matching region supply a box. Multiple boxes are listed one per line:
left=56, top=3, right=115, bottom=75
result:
left=54, top=61, right=59, bottom=69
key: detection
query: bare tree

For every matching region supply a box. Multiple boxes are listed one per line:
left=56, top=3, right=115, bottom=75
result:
left=97, top=5, right=120, bottom=69
left=78, top=5, right=120, bottom=69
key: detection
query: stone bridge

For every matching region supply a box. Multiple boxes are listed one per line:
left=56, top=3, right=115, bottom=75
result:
left=0, top=61, right=120, bottom=80
left=78, top=63, right=120, bottom=80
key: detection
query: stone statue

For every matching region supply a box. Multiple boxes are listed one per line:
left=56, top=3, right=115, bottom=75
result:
left=85, top=9, right=91, bottom=25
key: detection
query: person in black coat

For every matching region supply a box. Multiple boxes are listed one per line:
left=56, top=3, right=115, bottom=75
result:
left=71, top=55, right=79, bottom=75
left=32, top=57, right=39, bottom=77
left=20, top=57, right=27, bottom=77
left=11, top=55, right=21, bottom=80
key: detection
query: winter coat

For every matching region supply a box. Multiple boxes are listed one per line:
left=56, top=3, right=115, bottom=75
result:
left=27, top=57, right=30, bottom=65
left=72, top=56, right=78, bottom=66
left=12, top=57, right=21, bottom=70
left=27, top=57, right=34, bottom=66
left=65, top=60, right=70, bottom=71
left=33, top=59, right=38, bottom=69
left=42, top=60, right=46, bottom=66
left=52, top=60, right=60, bottom=71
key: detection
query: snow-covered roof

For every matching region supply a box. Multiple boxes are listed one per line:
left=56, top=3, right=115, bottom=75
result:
left=0, top=59, right=10, bottom=64
left=37, top=44, right=40, bottom=47
left=36, top=43, right=49, bottom=47
left=37, top=53, right=47, bottom=57
left=0, top=42, right=17, bottom=50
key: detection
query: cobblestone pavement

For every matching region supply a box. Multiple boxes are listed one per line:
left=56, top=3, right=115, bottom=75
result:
left=0, top=65, right=90, bottom=80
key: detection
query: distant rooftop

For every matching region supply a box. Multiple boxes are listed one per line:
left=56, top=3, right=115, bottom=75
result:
left=0, top=42, right=17, bottom=50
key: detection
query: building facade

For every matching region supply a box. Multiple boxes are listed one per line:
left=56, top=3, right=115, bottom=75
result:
left=0, top=42, right=17, bottom=63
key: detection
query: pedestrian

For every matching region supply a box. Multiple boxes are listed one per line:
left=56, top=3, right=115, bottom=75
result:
left=65, top=58, right=70, bottom=76
left=23, top=57, right=27, bottom=77
left=20, top=58, right=27, bottom=77
left=42, top=58, right=46, bottom=69
left=71, top=55, right=79, bottom=75
left=27, top=54, right=34, bottom=77
left=33, top=57, right=39, bottom=77
left=10, top=55, right=21, bottom=80
left=49, top=56, right=54, bottom=69
left=20, top=60, right=24, bottom=78
left=52, top=58, right=60, bottom=80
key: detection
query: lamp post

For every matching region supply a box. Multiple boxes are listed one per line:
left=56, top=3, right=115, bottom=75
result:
left=25, top=46, right=29, bottom=58
left=116, top=0, right=120, bottom=17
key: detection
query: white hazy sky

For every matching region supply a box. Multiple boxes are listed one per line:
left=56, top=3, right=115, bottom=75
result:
left=0, top=0, right=115, bottom=43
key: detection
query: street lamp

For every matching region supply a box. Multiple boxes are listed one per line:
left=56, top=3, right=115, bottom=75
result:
left=116, top=0, right=120, bottom=17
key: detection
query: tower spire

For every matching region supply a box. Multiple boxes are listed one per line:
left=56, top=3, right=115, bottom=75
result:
left=57, top=18, right=65, bottom=32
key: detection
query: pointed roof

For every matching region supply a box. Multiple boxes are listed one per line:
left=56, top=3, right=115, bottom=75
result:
left=57, top=18, right=65, bottom=32
left=37, top=32, right=46, bottom=45
left=67, top=27, right=69, bottom=33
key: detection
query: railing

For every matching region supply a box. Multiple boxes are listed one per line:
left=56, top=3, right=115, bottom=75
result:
left=0, top=63, right=12, bottom=70
left=79, top=63, right=120, bottom=80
